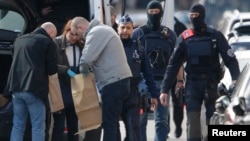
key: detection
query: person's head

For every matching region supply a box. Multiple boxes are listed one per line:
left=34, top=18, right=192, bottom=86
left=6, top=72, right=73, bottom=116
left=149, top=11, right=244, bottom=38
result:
left=146, top=0, right=163, bottom=30
left=117, top=14, right=133, bottom=41
left=189, top=3, right=206, bottom=31
left=110, top=5, right=117, bottom=26
left=41, top=22, right=57, bottom=39
left=70, top=17, right=89, bottom=40
left=62, top=19, right=79, bottom=45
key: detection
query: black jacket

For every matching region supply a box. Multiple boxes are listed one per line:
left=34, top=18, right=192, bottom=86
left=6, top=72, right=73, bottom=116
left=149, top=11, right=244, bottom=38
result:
left=54, top=35, right=82, bottom=107
left=161, top=27, right=240, bottom=93
left=5, top=28, right=57, bottom=102
left=54, top=35, right=82, bottom=84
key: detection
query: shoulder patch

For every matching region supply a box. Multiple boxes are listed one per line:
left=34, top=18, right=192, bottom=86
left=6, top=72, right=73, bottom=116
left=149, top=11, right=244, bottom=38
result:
left=227, top=49, right=235, bottom=57
left=160, top=27, right=169, bottom=38
left=181, top=29, right=195, bottom=40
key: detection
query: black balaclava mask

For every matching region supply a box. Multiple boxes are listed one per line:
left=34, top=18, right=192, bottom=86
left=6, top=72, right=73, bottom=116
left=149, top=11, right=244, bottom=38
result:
left=190, top=3, right=206, bottom=32
left=147, top=0, right=163, bottom=30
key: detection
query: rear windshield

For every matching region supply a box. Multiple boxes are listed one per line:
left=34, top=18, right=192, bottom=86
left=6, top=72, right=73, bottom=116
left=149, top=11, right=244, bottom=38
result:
left=0, top=9, right=25, bottom=33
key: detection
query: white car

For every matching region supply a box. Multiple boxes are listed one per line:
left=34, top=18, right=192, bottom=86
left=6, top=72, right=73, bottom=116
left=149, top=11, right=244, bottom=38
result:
left=221, top=50, right=250, bottom=89
left=219, top=11, right=250, bottom=38
left=224, top=62, right=250, bottom=125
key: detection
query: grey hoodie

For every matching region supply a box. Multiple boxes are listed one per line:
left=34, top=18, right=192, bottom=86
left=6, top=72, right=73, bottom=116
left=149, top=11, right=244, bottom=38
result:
left=80, top=19, right=132, bottom=89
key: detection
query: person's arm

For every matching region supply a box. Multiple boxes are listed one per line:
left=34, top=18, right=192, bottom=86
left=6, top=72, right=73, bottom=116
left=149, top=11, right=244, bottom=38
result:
left=140, top=45, right=159, bottom=110
left=160, top=36, right=186, bottom=106
left=46, top=41, right=58, bottom=75
left=216, top=31, right=240, bottom=83
left=176, top=65, right=184, bottom=81
left=79, top=27, right=110, bottom=72
left=141, top=47, right=159, bottom=98
left=175, top=65, right=185, bottom=93
left=54, top=37, right=71, bottom=75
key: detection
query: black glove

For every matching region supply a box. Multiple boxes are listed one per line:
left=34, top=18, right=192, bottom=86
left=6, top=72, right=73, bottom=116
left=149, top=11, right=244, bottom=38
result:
left=176, top=87, right=185, bottom=107
left=218, top=82, right=229, bottom=96
left=228, top=83, right=235, bottom=96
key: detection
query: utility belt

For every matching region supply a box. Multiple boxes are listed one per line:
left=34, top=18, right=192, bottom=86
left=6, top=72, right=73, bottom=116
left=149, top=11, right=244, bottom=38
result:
left=186, top=74, right=217, bottom=80
left=187, top=74, right=207, bottom=80
left=154, top=76, right=164, bottom=80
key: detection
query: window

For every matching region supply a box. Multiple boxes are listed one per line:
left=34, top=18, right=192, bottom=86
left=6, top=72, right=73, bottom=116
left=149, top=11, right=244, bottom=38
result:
left=0, top=10, right=25, bottom=33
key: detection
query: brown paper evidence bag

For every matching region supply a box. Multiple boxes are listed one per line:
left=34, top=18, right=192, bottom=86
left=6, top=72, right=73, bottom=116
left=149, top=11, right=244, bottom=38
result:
left=48, top=73, right=64, bottom=113
left=70, top=73, right=102, bottom=134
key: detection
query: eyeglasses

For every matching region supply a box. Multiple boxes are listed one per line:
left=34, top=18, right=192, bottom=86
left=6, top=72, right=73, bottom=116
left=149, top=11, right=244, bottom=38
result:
left=189, top=12, right=199, bottom=18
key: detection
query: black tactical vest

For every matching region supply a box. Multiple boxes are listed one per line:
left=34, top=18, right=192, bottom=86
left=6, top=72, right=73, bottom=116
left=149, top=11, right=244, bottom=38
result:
left=140, top=25, right=174, bottom=77
left=183, top=28, right=220, bottom=75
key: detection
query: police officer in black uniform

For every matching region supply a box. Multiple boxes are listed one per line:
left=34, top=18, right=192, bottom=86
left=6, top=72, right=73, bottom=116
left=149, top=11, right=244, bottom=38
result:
left=116, top=14, right=159, bottom=141
left=132, top=1, right=181, bottom=141
left=159, top=3, right=240, bottom=141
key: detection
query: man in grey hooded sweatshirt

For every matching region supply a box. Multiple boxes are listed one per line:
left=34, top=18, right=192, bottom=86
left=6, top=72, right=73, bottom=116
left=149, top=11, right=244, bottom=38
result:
left=71, top=17, right=132, bottom=141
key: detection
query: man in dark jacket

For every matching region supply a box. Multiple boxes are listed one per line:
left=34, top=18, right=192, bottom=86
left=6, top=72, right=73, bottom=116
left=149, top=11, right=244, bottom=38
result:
left=117, top=14, right=158, bottom=141
left=160, top=4, right=240, bottom=141
left=6, top=22, right=58, bottom=141
left=132, top=1, right=180, bottom=141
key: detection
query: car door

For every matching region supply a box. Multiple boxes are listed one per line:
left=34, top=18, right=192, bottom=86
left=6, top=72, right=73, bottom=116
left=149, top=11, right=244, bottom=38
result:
left=0, top=0, right=31, bottom=98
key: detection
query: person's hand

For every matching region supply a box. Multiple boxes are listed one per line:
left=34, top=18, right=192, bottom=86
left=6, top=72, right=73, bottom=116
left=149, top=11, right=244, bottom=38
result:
left=67, top=69, right=76, bottom=77
left=83, top=70, right=89, bottom=77
left=175, top=80, right=184, bottom=93
left=79, top=66, right=89, bottom=77
left=160, top=93, right=168, bottom=106
left=150, top=98, right=158, bottom=111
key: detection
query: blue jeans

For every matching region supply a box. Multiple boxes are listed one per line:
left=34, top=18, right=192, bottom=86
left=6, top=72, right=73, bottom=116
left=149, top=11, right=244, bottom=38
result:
left=139, top=80, right=170, bottom=141
left=101, top=77, right=130, bottom=141
left=10, top=92, right=45, bottom=141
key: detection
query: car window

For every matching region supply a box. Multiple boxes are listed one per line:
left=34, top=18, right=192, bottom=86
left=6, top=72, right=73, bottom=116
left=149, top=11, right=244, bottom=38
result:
left=232, top=63, right=250, bottom=98
left=0, top=10, right=25, bottom=33
left=231, top=42, right=250, bottom=51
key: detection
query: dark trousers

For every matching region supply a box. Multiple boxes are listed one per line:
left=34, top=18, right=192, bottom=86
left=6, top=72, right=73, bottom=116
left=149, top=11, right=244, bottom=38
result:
left=117, top=87, right=140, bottom=141
left=51, top=105, right=79, bottom=141
left=83, top=126, right=102, bottom=141
left=185, top=79, right=219, bottom=141
left=170, top=80, right=184, bottom=129
left=101, top=78, right=130, bottom=141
